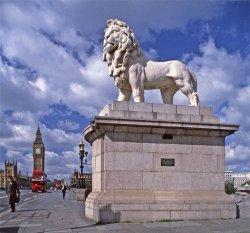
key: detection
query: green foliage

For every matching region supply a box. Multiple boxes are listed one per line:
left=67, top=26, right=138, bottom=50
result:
left=225, top=182, right=236, bottom=194
left=47, top=180, right=56, bottom=189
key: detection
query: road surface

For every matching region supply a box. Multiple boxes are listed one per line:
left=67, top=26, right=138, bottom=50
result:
left=0, top=189, right=45, bottom=213
left=0, top=189, right=249, bottom=233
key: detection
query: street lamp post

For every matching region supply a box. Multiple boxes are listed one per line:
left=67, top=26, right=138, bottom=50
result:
left=79, top=139, right=88, bottom=188
left=74, top=169, right=78, bottom=189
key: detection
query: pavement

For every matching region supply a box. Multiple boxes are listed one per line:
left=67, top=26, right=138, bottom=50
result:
left=0, top=189, right=250, bottom=233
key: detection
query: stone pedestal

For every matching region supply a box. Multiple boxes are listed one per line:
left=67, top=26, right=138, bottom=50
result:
left=76, top=188, right=91, bottom=201
left=84, top=101, right=239, bottom=223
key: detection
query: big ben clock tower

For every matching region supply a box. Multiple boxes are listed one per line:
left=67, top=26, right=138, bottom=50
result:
left=33, top=125, right=45, bottom=172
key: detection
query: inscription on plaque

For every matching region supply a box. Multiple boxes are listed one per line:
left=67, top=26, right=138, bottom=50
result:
left=161, top=158, right=175, bottom=166
left=162, top=134, right=173, bottom=139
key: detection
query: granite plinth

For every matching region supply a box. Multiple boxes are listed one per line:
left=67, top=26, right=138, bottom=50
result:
left=84, top=101, right=239, bottom=223
left=76, top=188, right=91, bottom=201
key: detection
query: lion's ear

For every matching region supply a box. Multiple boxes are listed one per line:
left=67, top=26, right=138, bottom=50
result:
left=107, top=19, right=114, bottom=25
left=116, top=20, right=123, bottom=27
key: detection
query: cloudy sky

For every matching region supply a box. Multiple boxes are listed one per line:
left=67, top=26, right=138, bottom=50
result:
left=0, top=0, right=249, bottom=181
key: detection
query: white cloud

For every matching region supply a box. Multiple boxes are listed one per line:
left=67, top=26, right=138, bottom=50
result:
left=29, top=78, right=47, bottom=92
left=186, top=38, right=249, bottom=108
left=225, top=145, right=250, bottom=172
left=3, top=151, right=33, bottom=176
left=0, top=1, right=248, bottom=179
left=185, top=38, right=250, bottom=172
left=146, top=38, right=249, bottom=107
left=144, top=48, right=159, bottom=60
left=65, top=51, right=116, bottom=116
left=0, top=1, right=227, bottom=119
left=58, top=0, right=223, bottom=41
left=145, top=37, right=250, bottom=173
left=57, top=119, right=80, bottom=131
left=44, top=148, right=91, bottom=181
left=0, top=114, right=38, bottom=151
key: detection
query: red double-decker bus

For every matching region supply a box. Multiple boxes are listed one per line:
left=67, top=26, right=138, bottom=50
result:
left=55, top=180, right=61, bottom=190
left=32, top=170, right=47, bottom=192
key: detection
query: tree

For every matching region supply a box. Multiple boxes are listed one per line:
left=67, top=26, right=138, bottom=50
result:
left=225, top=182, right=236, bottom=194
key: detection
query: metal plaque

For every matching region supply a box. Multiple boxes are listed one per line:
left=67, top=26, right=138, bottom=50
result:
left=161, top=158, right=175, bottom=166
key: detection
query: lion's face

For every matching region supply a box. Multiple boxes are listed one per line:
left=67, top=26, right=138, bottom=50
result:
left=103, top=19, right=140, bottom=84
left=104, top=25, right=123, bottom=53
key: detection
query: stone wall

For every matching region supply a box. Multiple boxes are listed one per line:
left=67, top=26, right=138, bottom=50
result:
left=84, top=101, right=239, bottom=223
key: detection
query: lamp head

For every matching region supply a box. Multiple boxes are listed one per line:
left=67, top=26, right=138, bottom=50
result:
left=79, top=139, right=84, bottom=152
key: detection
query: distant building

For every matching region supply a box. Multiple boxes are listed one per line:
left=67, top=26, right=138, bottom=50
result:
left=17, top=170, right=32, bottom=188
left=233, top=172, right=250, bottom=189
left=0, top=125, right=45, bottom=189
left=0, top=169, right=4, bottom=189
left=225, top=170, right=234, bottom=184
left=70, top=170, right=92, bottom=189
left=225, top=171, right=250, bottom=189
left=5, top=159, right=18, bottom=181
left=70, top=171, right=77, bottom=187
left=0, top=159, right=31, bottom=189
left=237, top=183, right=250, bottom=194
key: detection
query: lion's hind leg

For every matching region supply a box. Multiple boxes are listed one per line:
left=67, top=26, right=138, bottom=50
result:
left=180, top=87, right=199, bottom=106
left=190, top=92, right=199, bottom=106
left=160, top=86, right=178, bottom=104
left=175, top=80, right=199, bottom=106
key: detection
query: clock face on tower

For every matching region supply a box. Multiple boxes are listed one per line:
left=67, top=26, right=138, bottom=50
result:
left=35, top=148, right=41, bottom=154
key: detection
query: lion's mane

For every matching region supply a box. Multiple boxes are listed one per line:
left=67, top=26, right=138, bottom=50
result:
left=103, top=19, right=141, bottom=87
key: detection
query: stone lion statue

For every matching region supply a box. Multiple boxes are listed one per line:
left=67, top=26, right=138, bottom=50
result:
left=103, top=19, right=199, bottom=106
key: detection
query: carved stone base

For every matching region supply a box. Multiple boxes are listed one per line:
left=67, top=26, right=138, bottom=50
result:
left=85, top=191, right=236, bottom=223
left=84, top=101, right=239, bottom=223
left=76, top=188, right=90, bottom=201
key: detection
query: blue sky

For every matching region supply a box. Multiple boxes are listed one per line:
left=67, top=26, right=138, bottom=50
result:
left=0, top=0, right=249, bottom=181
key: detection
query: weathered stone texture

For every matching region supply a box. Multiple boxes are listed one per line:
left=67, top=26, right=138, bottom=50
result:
left=84, top=102, right=239, bottom=223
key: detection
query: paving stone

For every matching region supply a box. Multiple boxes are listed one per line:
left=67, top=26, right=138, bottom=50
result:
left=0, top=189, right=249, bottom=233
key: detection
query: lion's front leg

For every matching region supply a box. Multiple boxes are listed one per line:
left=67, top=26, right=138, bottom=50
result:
left=129, top=66, right=145, bottom=102
left=133, top=94, right=144, bottom=102
left=118, top=88, right=132, bottom=101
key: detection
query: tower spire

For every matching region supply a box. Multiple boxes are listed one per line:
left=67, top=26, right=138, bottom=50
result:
left=36, top=123, right=41, bottom=134
left=34, top=124, right=43, bottom=144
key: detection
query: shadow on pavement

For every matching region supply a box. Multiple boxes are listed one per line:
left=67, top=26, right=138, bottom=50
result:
left=0, top=227, right=19, bottom=233
left=44, top=223, right=111, bottom=233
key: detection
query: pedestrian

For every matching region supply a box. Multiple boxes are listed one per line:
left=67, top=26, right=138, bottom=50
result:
left=61, top=183, right=67, bottom=200
left=6, top=175, right=20, bottom=212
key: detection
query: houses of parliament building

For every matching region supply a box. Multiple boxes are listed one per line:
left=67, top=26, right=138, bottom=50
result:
left=0, top=126, right=44, bottom=189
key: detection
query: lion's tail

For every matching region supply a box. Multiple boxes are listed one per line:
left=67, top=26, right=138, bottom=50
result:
left=189, top=69, right=197, bottom=92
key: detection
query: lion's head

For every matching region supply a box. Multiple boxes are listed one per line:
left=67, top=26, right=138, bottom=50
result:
left=103, top=19, right=141, bottom=88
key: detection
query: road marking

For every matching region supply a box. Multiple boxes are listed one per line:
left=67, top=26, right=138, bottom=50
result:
left=24, top=198, right=31, bottom=201
left=20, top=192, right=34, bottom=196
left=0, top=208, right=4, bottom=211
left=0, top=192, right=44, bottom=218
left=0, top=192, right=33, bottom=199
